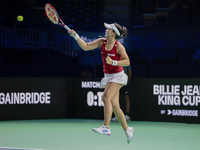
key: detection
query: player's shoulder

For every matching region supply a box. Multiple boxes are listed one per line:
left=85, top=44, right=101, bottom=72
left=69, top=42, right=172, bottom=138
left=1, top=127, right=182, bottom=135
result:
left=98, top=38, right=106, bottom=46
left=99, top=38, right=106, bottom=42
left=116, top=41, right=125, bottom=49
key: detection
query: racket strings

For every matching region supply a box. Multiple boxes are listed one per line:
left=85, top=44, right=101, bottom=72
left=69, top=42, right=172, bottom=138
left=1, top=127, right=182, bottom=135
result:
left=45, top=4, right=59, bottom=24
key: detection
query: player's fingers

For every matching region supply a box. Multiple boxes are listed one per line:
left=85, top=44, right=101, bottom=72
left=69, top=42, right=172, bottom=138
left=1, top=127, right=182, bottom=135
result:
left=105, top=56, right=108, bottom=62
left=68, top=30, right=75, bottom=36
left=68, top=30, right=72, bottom=34
left=106, top=56, right=110, bottom=60
left=107, top=56, right=112, bottom=62
left=106, top=61, right=109, bottom=64
left=106, top=56, right=112, bottom=64
left=72, top=31, right=76, bottom=36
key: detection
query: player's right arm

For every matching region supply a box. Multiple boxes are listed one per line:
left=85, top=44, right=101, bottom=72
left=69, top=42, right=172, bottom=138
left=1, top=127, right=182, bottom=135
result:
left=68, top=30, right=104, bottom=51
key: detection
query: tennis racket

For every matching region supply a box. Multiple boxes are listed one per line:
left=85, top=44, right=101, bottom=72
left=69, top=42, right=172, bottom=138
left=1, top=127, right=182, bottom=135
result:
left=45, top=3, right=71, bottom=31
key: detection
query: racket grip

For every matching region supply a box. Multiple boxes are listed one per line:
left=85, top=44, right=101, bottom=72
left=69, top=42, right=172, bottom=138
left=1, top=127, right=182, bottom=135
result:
left=64, top=25, right=71, bottom=31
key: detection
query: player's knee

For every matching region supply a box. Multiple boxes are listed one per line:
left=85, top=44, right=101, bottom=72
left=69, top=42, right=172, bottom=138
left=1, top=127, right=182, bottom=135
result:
left=112, top=104, right=120, bottom=112
left=102, top=94, right=110, bottom=104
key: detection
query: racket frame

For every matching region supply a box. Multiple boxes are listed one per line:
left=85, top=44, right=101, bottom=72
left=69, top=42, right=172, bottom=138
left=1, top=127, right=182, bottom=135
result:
left=45, top=3, right=71, bottom=31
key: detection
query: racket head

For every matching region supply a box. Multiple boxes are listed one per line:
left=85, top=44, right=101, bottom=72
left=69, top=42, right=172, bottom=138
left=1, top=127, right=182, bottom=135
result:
left=45, top=3, right=59, bottom=24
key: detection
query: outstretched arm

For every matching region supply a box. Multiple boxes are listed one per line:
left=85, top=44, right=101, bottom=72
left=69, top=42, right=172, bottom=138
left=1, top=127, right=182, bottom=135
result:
left=68, top=30, right=104, bottom=51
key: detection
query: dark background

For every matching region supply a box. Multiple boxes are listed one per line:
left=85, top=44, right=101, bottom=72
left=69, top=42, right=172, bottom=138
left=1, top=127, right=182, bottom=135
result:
left=0, top=0, right=200, bottom=78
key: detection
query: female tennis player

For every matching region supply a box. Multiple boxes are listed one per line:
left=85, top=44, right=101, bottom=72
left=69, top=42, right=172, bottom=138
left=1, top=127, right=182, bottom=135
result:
left=68, top=22, right=134, bottom=144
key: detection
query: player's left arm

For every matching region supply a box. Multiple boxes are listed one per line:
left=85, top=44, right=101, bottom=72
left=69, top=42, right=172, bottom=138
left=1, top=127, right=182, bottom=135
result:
left=105, top=42, right=130, bottom=66
left=116, top=43, right=130, bottom=66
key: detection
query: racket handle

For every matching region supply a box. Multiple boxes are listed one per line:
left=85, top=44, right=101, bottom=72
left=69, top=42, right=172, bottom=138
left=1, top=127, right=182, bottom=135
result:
left=63, top=25, right=71, bottom=31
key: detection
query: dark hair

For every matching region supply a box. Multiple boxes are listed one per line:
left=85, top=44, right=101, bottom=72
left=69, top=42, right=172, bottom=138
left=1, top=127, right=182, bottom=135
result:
left=113, top=23, right=128, bottom=39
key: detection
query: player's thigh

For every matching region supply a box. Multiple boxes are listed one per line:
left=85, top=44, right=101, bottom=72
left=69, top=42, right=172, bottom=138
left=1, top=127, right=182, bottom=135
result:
left=103, top=82, right=122, bottom=102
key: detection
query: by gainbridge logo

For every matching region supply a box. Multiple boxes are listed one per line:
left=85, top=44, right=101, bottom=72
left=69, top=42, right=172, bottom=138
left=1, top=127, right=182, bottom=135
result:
left=160, top=109, right=198, bottom=117
left=0, top=92, right=51, bottom=105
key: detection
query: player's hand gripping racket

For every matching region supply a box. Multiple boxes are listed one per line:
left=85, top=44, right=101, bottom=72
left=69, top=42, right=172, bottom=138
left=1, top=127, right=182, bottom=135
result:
left=45, top=3, right=71, bottom=32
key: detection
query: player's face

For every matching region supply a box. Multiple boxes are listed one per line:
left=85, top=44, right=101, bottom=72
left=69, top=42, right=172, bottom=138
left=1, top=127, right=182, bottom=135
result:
left=105, top=28, right=113, bottom=38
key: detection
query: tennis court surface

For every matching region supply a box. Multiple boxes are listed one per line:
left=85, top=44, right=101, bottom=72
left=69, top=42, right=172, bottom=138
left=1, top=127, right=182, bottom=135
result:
left=0, top=119, right=199, bottom=150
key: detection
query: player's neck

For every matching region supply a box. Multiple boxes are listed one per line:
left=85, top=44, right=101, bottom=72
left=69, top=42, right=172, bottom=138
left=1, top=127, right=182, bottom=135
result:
left=107, top=37, right=116, bottom=45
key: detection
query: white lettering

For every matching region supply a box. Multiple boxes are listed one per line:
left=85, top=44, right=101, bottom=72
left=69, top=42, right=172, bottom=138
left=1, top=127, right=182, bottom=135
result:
left=45, top=92, right=51, bottom=104
left=158, top=95, right=180, bottom=106
left=170, top=109, right=198, bottom=117
left=153, top=85, right=159, bottom=95
left=26, top=92, right=31, bottom=104
left=0, top=93, right=5, bottom=104
left=181, top=85, right=200, bottom=96
left=5, top=93, right=11, bottom=104
left=87, top=91, right=104, bottom=107
left=193, top=85, right=200, bottom=95
left=0, top=92, right=51, bottom=105
left=82, top=81, right=100, bottom=88
left=14, top=93, right=19, bottom=104
left=20, top=93, right=25, bottom=104
left=182, top=96, right=200, bottom=106
left=153, top=84, right=180, bottom=95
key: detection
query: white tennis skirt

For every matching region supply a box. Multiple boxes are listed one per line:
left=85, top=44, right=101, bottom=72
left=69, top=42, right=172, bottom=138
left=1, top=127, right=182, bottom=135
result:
left=100, top=70, right=128, bottom=88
